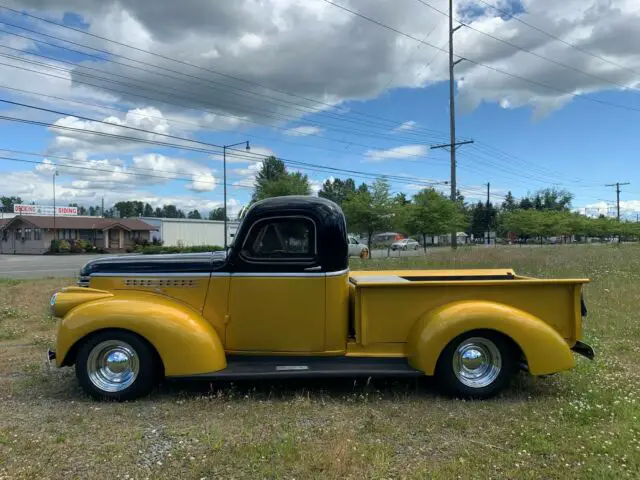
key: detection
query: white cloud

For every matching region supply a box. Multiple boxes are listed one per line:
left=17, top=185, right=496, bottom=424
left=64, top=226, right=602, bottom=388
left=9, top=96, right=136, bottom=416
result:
left=363, top=144, right=427, bottom=162
left=284, top=126, right=323, bottom=137
left=582, top=200, right=640, bottom=218
left=393, top=121, right=416, bottom=132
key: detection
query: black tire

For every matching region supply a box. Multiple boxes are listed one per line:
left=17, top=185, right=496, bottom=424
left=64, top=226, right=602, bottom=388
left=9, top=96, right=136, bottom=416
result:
left=435, top=330, right=517, bottom=399
left=402, top=246, right=407, bottom=251
left=75, top=330, right=160, bottom=401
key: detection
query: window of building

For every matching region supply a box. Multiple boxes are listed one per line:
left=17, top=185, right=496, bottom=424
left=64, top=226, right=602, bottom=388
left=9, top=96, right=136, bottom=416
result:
left=2, top=230, right=8, bottom=242
left=34, top=228, right=42, bottom=241
left=242, top=217, right=315, bottom=260
left=24, top=228, right=32, bottom=241
left=15, top=228, right=22, bottom=240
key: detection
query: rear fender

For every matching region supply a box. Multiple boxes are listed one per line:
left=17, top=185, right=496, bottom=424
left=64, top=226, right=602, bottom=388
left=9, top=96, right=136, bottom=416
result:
left=56, top=292, right=226, bottom=376
left=406, top=300, right=574, bottom=375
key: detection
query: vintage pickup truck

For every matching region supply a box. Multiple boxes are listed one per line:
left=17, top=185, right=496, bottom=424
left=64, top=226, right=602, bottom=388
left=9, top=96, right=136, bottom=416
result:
left=48, top=196, right=593, bottom=400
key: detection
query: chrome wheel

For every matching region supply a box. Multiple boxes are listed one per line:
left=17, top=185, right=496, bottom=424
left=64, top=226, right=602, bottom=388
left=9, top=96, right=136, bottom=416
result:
left=453, top=337, right=502, bottom=388
left=86, top=340, right=139, bottom=393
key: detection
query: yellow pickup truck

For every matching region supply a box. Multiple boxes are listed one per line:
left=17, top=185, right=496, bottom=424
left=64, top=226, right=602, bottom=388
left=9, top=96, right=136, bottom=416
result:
left=48, top=196, right=593, bottom=400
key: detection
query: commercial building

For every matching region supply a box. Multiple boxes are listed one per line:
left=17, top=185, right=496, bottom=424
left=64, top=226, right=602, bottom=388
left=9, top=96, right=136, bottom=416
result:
left=0, top=216, right=154, bottom=254
left=139, top=217, right=240, bottom=247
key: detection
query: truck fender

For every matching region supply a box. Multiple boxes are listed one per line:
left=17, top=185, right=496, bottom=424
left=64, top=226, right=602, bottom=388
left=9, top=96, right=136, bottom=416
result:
left=406, top=300, right=575, bottom=376
left=56, top=292, right=226, bottom=376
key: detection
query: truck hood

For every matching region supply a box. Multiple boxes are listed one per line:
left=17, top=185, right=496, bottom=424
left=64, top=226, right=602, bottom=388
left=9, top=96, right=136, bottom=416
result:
left=80, top=251, right=227, bottom=277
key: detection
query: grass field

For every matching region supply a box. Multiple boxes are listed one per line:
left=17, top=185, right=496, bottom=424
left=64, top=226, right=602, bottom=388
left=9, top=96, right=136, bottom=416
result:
left=1, top=245, right=639, bottom=479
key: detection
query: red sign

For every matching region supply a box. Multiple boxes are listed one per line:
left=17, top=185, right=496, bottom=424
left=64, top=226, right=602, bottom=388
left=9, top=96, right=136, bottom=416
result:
left=56, top=206, right=78, bottom=215
left=14, top=204, right=38, bottom=214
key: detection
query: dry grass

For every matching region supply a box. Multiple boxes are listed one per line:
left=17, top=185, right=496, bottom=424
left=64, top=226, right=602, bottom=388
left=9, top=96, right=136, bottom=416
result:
left=1, top=245, right=639, bottom=479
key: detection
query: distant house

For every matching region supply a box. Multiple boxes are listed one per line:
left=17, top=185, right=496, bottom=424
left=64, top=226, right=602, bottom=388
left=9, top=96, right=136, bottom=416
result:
left=0, top=216, right=154, bottom=254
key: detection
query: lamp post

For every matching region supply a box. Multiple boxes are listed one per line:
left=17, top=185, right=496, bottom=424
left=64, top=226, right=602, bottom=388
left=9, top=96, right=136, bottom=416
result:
left=223, top=141, right=250, bottom=249
left=53, top=170, right=59, bottom=239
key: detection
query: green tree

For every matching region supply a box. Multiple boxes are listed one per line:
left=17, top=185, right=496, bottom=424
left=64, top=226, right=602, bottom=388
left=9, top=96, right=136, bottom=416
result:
left=153, top=207, right=164, bottom=218
left=405, top=188, right=467, bottom=250
left=208, top=207, right=227, bottom=221
left=342, top=179, right=392, bottom=250
left=143, top=203, right=154, bottom=217
left=0, top=196, right=22, bottom=212
left=187, top=209, right=202, bottom=219
left=68, top=203, right=87, bottom=215
left=252, top=156, right=311, bottom=201
left=318, top=178, right=357, bottom=206
left=502, top=191, right=516, bottom=211
left=468, top=201, right=498, bottom=241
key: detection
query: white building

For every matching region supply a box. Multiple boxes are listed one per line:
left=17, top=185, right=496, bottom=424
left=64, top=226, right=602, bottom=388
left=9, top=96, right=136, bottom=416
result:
left=138, top=217, right=240, bottom=247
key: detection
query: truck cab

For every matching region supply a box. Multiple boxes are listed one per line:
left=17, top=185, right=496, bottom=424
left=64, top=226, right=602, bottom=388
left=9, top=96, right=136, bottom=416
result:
left=49, top=196, right=593, bottom=401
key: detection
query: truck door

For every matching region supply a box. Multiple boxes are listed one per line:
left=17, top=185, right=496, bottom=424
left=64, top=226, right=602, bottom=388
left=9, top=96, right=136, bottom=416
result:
left=226, top=215, right=326, bottom=352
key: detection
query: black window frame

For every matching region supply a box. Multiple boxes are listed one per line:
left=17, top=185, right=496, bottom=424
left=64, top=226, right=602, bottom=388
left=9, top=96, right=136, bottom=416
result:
left=239, top=215, right=318, bottom=265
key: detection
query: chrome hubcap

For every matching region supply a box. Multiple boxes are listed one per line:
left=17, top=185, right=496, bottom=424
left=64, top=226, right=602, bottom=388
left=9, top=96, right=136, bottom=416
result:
left=87, top=340, right=139, bottom=392
left=453, top=337, right=502, bottom=388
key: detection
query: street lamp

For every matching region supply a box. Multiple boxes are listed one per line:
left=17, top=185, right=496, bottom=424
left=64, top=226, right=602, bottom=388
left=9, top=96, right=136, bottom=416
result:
left=53, top=170, right=59, bottom=239
left=223, top=141, right=250, bottom=249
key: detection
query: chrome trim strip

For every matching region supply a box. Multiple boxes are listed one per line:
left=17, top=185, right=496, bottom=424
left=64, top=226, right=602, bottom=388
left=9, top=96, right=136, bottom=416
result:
left=90, top=272, right=213, bottom=278
left=231, top=272, right=325, bottom=278
left=326, top=268, right=349, bottom=277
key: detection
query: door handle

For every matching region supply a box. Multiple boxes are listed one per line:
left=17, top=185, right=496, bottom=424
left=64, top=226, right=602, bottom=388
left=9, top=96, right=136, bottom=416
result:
left=304, top=266, right=322, bottom=272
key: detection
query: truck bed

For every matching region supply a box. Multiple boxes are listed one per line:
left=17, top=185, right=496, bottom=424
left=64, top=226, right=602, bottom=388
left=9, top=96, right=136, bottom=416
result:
left=348, top=269, right=589, bottom=351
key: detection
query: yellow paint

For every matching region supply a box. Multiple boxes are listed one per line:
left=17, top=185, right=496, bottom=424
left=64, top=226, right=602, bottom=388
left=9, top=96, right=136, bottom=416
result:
left=201, top=276, right=231, bottom=345
left=226, top=276, right=326, bottom=351
left=324, top=272, right=349, bottom=353
left=89, top=276, right=209, bottom=313
left=406, top=301, right=575, bottom=375
left=55, top=289, right=225, bottom=376
left=52, top=267, right=589, bottom=379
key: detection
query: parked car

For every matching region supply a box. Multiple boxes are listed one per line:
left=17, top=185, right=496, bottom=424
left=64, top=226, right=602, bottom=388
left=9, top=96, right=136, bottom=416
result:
left=391, top=238, right=420, bottom=251
left=348, top=235, right=369, bottom=259
left=48, top=196, right=593, bottom=401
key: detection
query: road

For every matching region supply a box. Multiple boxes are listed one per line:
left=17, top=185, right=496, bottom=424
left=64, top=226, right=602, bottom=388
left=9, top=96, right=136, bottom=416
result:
left=0, top=254, right=105, bottom=279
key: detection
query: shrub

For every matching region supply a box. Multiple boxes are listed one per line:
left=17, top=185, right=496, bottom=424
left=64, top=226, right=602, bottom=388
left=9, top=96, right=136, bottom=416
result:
left=49, top=239, right=60, bottom=253
left=58, top=240, right=70, bottom=252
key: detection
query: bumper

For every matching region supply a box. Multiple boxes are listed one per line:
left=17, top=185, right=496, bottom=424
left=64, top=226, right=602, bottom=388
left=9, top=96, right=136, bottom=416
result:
left=571, top=341, right=595, bottom=360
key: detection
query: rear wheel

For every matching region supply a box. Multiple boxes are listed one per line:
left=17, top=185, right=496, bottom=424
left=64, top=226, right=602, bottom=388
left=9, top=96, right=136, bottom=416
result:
left=435, top=331, right=517, bottom=398
left=76, top=330, right=160, bottom=401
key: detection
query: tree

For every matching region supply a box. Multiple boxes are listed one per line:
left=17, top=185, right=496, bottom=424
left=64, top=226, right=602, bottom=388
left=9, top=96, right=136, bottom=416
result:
left=143, top=203, right=154, bottom=217
left=502, top=191, right=516, bottom=211
left=342, top=179, right=392, bottom=250
left=252, top=156, right=311, bottom=201
left=0, top=196, right=22, bottom=212
left=153, top=207, right=164, bottom=218
left=468, top=201, right=498, bottom=240
left=208, top=207, right=227, bottom=221
left=162, top=205, right=180, bottom=218
left=68, top=203, right=87, bottom=215
left=405, top=188, right=467, bottom=250
left=318, top=178, right=357, bottom=206
left=187, top=209, right=202, bottom=219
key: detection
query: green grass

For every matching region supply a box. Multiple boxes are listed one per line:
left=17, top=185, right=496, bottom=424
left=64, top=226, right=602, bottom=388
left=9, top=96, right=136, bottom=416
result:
left=0, top=245, right=639, bottom=479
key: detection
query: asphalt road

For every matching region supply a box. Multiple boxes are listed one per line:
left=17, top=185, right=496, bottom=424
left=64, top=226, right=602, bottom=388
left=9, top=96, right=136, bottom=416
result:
left=0, top=254, right=104, bottom=279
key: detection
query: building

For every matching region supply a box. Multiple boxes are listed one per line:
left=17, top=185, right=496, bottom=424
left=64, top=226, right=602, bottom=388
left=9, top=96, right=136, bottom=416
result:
left=0, top=216, right=154, bottom=254
left=138, top=217, right=240, bottom=247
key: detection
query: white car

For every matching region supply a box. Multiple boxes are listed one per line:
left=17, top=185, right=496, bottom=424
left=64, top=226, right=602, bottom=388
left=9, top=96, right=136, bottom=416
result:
left=348, top=235, right=369, bottom=259
left=391, top=238, right=420, bottom=251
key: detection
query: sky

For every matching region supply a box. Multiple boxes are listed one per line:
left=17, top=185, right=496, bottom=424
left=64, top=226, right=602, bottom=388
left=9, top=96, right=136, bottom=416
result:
left=0, top=0, right=639, bottom=219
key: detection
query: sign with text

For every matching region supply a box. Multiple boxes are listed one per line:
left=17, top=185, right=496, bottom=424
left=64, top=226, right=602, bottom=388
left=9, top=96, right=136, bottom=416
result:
left=13, top=204, right=78, bottom=216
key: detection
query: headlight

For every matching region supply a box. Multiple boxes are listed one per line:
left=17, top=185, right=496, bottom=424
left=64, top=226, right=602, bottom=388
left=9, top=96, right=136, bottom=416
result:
left=49, top=292, right=58, bottom=315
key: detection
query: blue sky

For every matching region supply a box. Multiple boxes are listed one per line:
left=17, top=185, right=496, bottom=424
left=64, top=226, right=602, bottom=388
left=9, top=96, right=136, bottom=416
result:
left=0, top=0, right=639, bottom=218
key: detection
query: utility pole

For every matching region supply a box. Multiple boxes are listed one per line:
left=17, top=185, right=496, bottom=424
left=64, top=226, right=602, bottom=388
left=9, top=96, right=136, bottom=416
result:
left=605, top=182, right=630, bottom=221
left=222, top=141, right=250, bottom=249
left=486, top=182, right=491, bottom=245
left=101, top=196, right=104, bottom=218
left=53, top=170, right=59, bottom=240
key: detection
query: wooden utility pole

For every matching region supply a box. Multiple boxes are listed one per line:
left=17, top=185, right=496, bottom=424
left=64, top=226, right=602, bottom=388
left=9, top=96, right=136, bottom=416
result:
left=605, top=182, right=630, bottom=221
left=486, top=182, right=491, bottom=245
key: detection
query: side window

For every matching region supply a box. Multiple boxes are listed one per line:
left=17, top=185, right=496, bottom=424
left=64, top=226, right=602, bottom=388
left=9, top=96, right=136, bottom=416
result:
left=243, top=217, right=315, bottom=261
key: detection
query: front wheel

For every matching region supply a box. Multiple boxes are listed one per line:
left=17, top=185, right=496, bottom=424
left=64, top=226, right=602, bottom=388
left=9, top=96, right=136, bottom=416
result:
left=435, top=331, right=517, bottom=399
left=76, top=331, right=160, bottom=401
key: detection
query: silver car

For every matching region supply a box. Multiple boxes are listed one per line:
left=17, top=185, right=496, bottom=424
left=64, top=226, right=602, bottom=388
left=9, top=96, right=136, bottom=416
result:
left=391, top=238, right=420, bottom=251
left=348, top=235, right=369, bottom=258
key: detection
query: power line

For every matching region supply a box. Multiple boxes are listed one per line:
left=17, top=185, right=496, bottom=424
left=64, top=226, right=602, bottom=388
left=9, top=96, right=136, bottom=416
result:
left=0, top=111, right=447, bottom=188
left=414, top=0, right=640, bottom=93
left=0, top=4, right=455, bottom=138
left=604, top=182, right=631, bottom=221
left=0, top=42, right=444, bottom=148
left=473, top=0, right=640, bottom=78
left=320, top=0, right=640, bottom=113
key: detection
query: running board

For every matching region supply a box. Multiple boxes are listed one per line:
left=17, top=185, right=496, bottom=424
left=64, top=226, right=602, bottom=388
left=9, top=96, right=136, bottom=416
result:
left=169, top=356, right=422, bottom=381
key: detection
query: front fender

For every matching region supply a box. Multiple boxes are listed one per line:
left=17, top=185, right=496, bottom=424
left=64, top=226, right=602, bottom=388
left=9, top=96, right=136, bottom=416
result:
left=406, top=301, right=575, bottom=376
left=56, top=292, right=226, bottom=376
